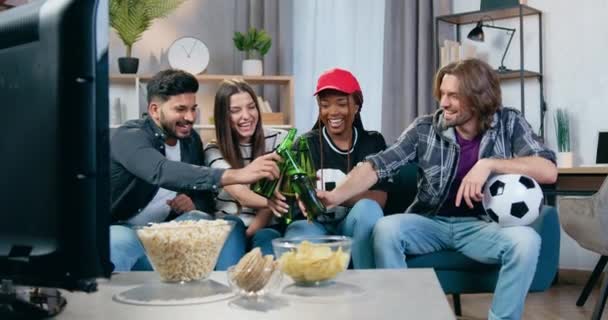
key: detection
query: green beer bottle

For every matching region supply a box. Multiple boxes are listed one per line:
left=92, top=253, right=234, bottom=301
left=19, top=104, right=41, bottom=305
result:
left=251, top=128, right=297, bottom=198
left=290, top=173, right=326, bottom=221
left=281, top=146, right=326, bottom=221
left=278, top=167, right=297, bottom=225
left=297, top=137, right=316, bottom=180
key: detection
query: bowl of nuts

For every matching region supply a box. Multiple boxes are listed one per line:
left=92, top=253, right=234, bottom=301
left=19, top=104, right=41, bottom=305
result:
left=136, top=219, right=233, bottom=282
left=227, top=248, right=282, bottom=297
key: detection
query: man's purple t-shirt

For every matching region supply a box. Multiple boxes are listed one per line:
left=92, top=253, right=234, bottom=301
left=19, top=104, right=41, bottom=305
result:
left=437, top=131, right=485, bottom=217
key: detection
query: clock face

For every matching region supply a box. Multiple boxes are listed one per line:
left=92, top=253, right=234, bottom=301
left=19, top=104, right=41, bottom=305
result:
left=167, top=36, right=210, bottom=75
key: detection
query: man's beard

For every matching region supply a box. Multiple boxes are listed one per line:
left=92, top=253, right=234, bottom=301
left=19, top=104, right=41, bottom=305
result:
left=160, top=111, right=193, bottom=139
left=443, top=109, right=474, bottom=128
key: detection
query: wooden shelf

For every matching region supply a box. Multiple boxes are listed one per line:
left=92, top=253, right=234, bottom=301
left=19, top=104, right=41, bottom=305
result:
left=109, top=74, right=295, bottom=130
left=193, top=74, right=293, bottom=84
left=497, top=69, right=541, bottom=80
left=196, top=124, right=292, bottom=130
left=111, top=74, right=293, bottom=84
left=110, top=124, right=293, bottom=130
left=108, top=74, right=139, bottom=84
left=558, top=166, right=608, bottom=175
left=436, top=4, right=541, bottom=25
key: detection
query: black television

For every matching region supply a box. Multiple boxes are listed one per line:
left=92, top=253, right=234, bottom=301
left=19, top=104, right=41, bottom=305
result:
left=0, top=0, right=111, bottom=316
left=597, top=131, right=608, bottom=164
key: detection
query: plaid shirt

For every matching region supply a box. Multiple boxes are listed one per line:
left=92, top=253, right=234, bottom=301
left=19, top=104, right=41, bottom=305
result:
left=366, top=107, right=556, bottom=216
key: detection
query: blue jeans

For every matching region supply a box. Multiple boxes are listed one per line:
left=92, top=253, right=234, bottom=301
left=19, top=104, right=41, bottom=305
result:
left=250, top=227, right=283, bottom=256
left=110, top=211, right=247, bottom=272
left=284, top=199, right=383, bottom=269
left=373, top=213, right=541, bottom=320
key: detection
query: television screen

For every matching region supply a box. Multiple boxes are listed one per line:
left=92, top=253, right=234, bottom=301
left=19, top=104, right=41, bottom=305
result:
left=0, top=0, right=111, bottom=315
left=596, top=132, right=608, bottom=164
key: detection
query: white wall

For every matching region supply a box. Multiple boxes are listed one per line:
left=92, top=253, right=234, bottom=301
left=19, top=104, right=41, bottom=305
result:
left=109, top=1, right=239, bottom=76
left=109, top=1, right=256, bottom=127
left=292, top=0, right=385, bottom=133
left=453, top=0, right=608, bottom=271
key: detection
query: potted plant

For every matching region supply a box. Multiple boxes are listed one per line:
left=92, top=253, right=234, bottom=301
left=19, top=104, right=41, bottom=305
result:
left=110, top=0, right=186, bottom=74
left=554, top=108, right=573, bottom=167
left=233, top=27, right=272, bottom=76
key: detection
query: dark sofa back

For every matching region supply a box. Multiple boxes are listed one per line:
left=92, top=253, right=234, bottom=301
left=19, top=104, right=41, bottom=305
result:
left=384, top=164, right=418, bottom=215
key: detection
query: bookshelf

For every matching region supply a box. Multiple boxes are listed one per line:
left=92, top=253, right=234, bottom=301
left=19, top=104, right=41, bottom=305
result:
left=109, top=74, right=295, bottom=141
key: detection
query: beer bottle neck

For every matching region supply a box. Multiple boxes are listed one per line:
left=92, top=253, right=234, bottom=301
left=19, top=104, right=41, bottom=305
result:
left=281, top=149, right=302, bottom=174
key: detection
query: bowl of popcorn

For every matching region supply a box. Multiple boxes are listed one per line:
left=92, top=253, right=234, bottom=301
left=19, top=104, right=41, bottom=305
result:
left=136, top=219, right=233, bottom=282
left=272, top=236, right=351, bottom=286
left=227, top=248, right=282, bottom=297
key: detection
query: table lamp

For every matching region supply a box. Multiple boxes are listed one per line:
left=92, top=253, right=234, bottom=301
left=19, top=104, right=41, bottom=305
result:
left=467, top=20, right=516, bottom=73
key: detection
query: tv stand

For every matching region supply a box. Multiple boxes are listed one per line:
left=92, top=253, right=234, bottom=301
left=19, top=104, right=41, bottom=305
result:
left=0, top=280, right=66, bottom=319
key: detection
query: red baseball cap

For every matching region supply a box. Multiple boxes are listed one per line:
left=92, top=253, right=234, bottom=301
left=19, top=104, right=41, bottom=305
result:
left=314, top=68, right=362, bottom=96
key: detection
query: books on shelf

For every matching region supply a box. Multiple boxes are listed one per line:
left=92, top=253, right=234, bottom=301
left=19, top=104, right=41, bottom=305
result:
left=257, top=96, right=273, bottom=113
left=256, top=96, right=284, bottom=125
left=440, top=40, right=477, bottom=68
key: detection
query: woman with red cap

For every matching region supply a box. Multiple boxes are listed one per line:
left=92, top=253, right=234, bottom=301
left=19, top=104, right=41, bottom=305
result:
left=270, top=68, right=389, bottom=269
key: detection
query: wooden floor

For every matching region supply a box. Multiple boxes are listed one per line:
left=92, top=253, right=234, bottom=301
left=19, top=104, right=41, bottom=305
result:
left=449, top=284, right=607, bottom=320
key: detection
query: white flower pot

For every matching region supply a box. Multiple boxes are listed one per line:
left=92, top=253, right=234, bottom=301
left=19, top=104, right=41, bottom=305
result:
left=242, top=59, right=263, bottom=76
left=557, top=152, right=573, bottom=168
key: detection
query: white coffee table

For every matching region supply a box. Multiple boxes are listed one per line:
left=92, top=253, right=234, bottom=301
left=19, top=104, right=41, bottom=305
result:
left=57, top=269, right=455, bottom=319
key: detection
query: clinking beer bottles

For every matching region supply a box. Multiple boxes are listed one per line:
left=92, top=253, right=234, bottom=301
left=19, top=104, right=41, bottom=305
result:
left=280, top=144, right=326, bottom=221
left=252, top=128, right=326, bottom=221
left=251, top=128, right=297, bottom=198
left=278, top=138, right=320, bottom=224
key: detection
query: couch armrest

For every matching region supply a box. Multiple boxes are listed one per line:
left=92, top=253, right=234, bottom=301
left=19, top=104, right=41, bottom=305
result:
left=528, top=206, right=560, bottom=291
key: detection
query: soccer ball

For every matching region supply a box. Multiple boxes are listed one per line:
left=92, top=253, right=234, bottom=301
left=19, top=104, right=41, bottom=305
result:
left=482, top=174, right=543, bottom=227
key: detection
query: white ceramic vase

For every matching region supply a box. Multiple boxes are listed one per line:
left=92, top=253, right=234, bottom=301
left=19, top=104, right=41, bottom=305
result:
left=557, top=152, right=573, bottom=168
left=242, top=59, right=263, bottom=76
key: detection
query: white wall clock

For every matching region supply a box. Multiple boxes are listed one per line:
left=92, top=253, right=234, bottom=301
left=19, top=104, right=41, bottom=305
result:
left=167, top=36, right=210, bottom=75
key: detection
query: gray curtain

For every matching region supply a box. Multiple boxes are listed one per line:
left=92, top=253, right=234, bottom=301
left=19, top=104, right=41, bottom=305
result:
left=234, top=0, right=293, bottom=112
left=381, top=0, right=451, bottom=143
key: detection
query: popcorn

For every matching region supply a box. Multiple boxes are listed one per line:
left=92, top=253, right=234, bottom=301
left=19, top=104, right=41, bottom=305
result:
left=136, top=220, right=231, bottom=282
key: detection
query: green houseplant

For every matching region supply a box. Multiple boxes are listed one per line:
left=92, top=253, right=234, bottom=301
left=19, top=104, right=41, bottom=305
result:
left=554, top=108, right=572, bottom=167
left=110, top=0, right=186, bottom=73
left=233, top=27, right=272, bottom=76
left=554, top=109, right=570, bottom=152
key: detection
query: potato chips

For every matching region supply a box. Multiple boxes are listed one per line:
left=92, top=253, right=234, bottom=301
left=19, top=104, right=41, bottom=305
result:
left=278, top=241, right=349, bottom=283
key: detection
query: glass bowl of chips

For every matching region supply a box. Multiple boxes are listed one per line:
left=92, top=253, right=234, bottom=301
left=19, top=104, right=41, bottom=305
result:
left=272, top=236, right=351, bottom=286
left=136, top=219, right=233, bottom=283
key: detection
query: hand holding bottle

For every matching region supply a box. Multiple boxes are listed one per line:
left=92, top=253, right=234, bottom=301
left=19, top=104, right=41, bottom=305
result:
left=223, top=152, right=281, bottom=186
left=268, top=188, right=290, bottom=217
left=251, top=128, right=297, bottom=198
